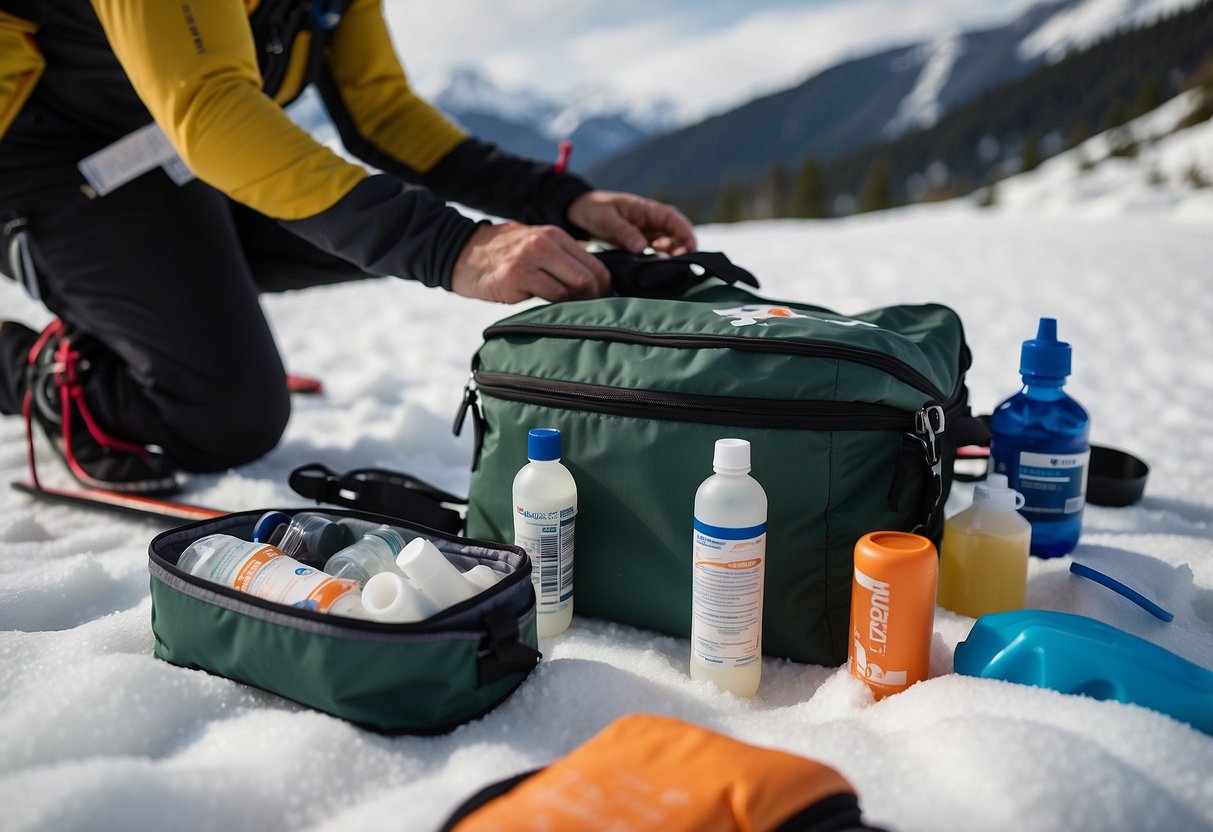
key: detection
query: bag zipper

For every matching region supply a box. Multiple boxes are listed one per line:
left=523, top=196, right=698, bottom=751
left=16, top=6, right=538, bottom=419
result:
left=455, top=370, right=969, bottom=472
left=481, top=323, right=951, bottom=402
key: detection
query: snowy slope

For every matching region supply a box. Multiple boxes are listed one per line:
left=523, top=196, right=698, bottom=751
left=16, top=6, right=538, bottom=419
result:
left=1, top=107, right=1212, bottom=831
left=1019, top=0, right=1205, bottom=61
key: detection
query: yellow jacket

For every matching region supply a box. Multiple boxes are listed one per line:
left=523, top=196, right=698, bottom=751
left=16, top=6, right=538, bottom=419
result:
left=0, top=0, right=591, bottom=287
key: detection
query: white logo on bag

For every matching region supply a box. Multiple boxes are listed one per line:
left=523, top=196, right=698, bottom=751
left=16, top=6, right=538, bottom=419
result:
left=713, top=304, right=879, bottom=329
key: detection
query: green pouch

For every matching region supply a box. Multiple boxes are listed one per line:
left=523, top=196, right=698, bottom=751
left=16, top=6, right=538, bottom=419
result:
left=458, top=282, right=980, bottom=665
left=148, top=509, right=540, bottom=734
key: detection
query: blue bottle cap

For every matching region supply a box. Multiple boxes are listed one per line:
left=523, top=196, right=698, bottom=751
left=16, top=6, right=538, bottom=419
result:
left=527, top=428, right=562, bottom=461
left=253, top=510, right=291, bottom=543
left=1020, top=317, right=1071, bottom=379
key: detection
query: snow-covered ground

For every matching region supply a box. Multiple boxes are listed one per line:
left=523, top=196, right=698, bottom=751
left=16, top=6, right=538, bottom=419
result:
left=1, top=99, right=1211, bottom=831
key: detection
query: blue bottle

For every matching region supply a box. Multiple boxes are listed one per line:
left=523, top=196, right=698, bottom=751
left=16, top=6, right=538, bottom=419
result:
left=990, top=318, right=1090, bottom=557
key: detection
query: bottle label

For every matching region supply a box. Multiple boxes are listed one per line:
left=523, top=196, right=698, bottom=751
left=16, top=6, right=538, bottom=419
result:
left=849, top=566, right=908, bottom=687
left=515, top=505, right=575, bottom=608
left=203, top=542, right=357, bottom=613
left=1014, top=450, right=1089, bottom=518
left=691, top=519, right=766, bottom=668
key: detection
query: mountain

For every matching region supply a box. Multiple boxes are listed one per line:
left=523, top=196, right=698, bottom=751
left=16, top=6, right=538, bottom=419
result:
left=420, top=68, right=680, bottom=171
left=586, top=0, right=1203, bottom=200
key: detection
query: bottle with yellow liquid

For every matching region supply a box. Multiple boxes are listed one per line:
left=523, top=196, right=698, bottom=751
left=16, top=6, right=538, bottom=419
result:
left=937, top=474, right=1032, bottom=618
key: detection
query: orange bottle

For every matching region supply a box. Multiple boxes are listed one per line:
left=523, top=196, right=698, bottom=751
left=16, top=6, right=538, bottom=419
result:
left=847, top=531, right=938, bottom=698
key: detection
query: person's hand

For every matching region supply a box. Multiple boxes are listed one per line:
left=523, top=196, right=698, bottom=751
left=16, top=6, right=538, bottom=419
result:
left=567, top=191, right=697, bottom=256
left=450, top=222, right=611, bottom=304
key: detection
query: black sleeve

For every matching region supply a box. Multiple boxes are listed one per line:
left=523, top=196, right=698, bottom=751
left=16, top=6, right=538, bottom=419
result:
left=280, top=173, right=483, bottom=291
left=316, top=69, right=593, bottom=236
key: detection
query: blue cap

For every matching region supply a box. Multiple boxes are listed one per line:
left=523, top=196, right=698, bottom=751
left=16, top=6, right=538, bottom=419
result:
left=1020, top=317, right=1071, bottom=379
left=527, top=427, right=562, bottom=461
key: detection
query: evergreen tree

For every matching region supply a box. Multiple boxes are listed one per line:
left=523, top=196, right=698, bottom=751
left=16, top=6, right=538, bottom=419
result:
left=712, top=182, right=747, bottom=223
left=857, top=157, right=892, bottom=213
left=1135, top=70, right=1165, bottom=116
left=1021, top=131, right=1042, bottom=173
left=791, top=154, right=829, bottom=218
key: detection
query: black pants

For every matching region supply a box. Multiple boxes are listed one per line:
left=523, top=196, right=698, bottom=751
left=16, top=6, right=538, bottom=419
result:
left=0, top=167, right=372, bottom=472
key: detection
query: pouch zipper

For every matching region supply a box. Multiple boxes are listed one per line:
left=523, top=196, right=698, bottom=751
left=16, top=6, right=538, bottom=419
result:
left=148, top=509, right=529, bottom=635
left=480, top=323, right=951, bottom=402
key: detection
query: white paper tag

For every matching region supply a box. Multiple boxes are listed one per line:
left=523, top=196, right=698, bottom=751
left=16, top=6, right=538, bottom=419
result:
left=77, top=123, right=195, bottom=195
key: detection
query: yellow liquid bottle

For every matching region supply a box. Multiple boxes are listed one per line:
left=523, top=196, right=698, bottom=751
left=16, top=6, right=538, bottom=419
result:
left=938, top=474, right=1032, bottom=618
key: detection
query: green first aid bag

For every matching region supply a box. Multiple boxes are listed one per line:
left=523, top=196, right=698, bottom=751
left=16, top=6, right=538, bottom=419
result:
left=148, top=509, right=540, bottom=734
left=458, top=280, right=981, bottom=665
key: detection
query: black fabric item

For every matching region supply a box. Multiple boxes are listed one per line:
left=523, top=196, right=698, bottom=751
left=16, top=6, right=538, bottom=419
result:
left=280, top=173, right=481, bottom=290
left=0, top=320, right=36, bottom=415
left=600, top=250, right=761, bottom=298
left=0, top=167, right=374, bottom=473
left=288, top=463, right=466, bottom=536
left=420, top=138, right=594, bottom=236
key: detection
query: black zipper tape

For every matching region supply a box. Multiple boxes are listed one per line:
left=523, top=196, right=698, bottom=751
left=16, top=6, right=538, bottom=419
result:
left=482, top=323, right=950, bottom=402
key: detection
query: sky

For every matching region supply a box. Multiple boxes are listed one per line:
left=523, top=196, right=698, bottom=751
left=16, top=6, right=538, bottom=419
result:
left=383, top=0, right=1046, bottom=120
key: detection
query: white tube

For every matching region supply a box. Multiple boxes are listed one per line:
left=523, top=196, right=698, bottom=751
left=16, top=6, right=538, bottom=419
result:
left=396, top=538, right=477, bottom=608
left=462, top=564, right=503, bottom=590
left=361, top=572, right=440, bottom=623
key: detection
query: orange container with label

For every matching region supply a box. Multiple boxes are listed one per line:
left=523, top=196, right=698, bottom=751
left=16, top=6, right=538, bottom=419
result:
left=847, top=531, right=938, bottom=698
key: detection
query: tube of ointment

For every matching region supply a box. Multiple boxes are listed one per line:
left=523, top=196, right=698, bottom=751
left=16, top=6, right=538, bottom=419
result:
left=462, top=564, right=503, bottom=590
left=397, top=538, right=478, bottom=608
left=361, top=572, right=440, bottom=623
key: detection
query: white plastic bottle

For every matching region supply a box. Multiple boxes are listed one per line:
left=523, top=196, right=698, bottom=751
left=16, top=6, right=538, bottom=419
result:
left=177, top=533, right=368, bottom=619
left=323, top=526, right=407, bottom=586
left=690, top=438, right=767, bottom=697
left=937, top=474, right=1033, bottom=618
left=361, top=572, right=440, bottom=623
left=512, top=427, right=577, bottom=638
left=396, top=537, right=478, bottom=608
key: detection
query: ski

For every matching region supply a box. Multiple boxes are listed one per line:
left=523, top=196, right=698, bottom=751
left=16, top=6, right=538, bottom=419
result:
left=287, top=374, right=324, bottom=395
left=11, top=480, right=227, bottom=524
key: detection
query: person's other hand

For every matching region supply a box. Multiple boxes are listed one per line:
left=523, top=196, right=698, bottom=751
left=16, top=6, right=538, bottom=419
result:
left=567, top=191, right=697, bottom=256
left=450, top=222, right=611, bottom=304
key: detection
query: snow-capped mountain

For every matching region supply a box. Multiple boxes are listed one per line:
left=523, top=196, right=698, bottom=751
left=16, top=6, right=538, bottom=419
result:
left=419, top=67, right=681, bottom=171
left=589, top=0, right=1207, bottom=197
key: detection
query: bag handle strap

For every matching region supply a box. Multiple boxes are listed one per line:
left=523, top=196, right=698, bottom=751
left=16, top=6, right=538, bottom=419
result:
left=599, top=249, right=760, bottom=298
left=288, top=462, right=466, bottom=535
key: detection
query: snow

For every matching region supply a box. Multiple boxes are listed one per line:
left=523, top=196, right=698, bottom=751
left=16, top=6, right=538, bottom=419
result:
left=1018, top=0, right=1206, bottom=63
left=885, top=32, right=965, bottom=138
left=2, top=102, right=1213, bottom=832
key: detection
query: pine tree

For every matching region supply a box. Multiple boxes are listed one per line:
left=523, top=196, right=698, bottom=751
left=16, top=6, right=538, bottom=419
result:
left=712, top=182, right=747, bottom=223
left=1021, top=131, right=1042, bottom=173
left=791, top=154, right=829, bottom=218
left=857, top=157, right=892, bottom=213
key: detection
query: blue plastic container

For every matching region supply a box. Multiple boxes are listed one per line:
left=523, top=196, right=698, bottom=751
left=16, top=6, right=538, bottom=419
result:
left=990, top=318, right=1090, bottom=557
left=954, top=609, right=1213, bottom=735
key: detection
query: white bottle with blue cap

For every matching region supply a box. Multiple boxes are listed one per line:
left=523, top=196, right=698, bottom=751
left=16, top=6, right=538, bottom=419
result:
left=690, top=438, right=768, bottom=697
left=512, top=428, right=577, bottom=638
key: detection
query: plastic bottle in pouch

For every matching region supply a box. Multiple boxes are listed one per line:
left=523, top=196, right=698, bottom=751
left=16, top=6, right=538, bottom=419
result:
left=177, top=533, right=367, bottom=619
left=323, top=526, right=407, bottom=586
left=690, top=438, right=767, bottom=698
left=512, top=427, right=577, bottom=638
left=396, top=537, right=478, bottom=609
left=252, top=510, right=348, bottom=568
left=848, top=531, right=937, bottom=698
left=937, top=474, right=1032, bottom=618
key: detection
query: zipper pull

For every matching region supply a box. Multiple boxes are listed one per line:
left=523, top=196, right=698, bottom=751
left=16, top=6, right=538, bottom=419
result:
left=266, top=25, right=284, bottom=55
left=453, top=374, right=477, bottom=437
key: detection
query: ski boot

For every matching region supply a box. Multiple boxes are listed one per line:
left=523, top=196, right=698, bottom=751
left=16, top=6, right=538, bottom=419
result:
left=23, top=319, right=181, bottom=496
